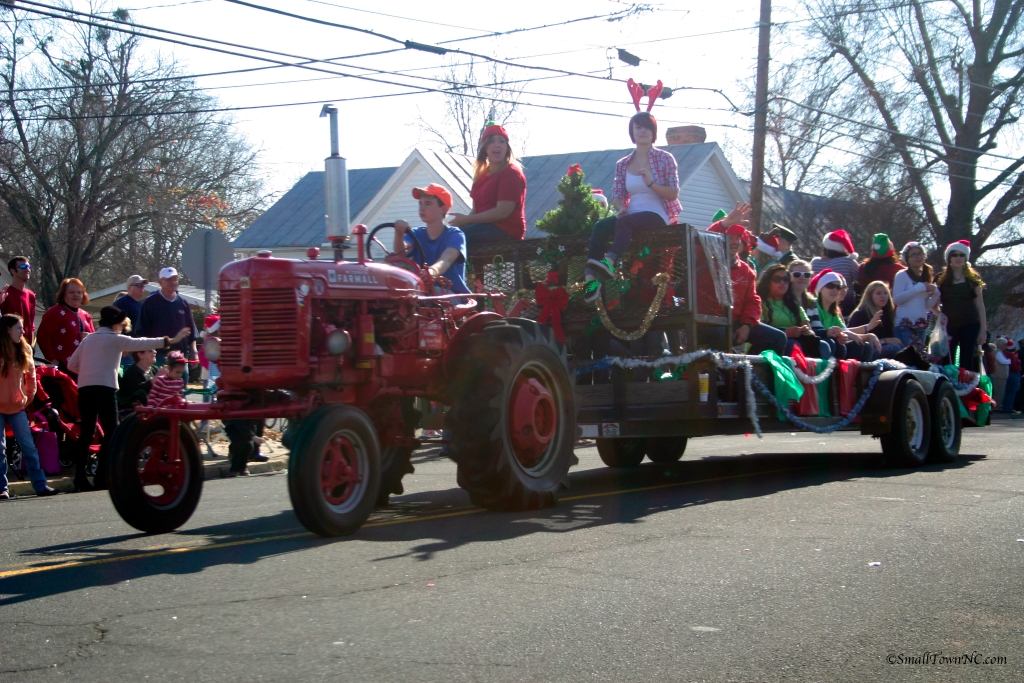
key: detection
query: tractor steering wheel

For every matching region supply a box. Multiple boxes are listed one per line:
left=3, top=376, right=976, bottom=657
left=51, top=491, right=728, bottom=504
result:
left=367, top=222, right=427, bottom=275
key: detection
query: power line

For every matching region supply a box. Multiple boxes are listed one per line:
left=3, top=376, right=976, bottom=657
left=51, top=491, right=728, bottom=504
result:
left=10, top=1, right=745, bottom=114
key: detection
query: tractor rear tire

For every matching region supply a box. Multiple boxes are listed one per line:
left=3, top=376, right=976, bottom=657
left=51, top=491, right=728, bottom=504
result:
left=927, top=381, right=961, bottom=463
left=881, top=379, right=931, bottom=468
left=108, top=414, right=204, bottom=534
left=288, top=405, right=381, bottom=537
left=597, top=438, right=646, bottom=467
left=646, top=437, right=687, bottom=463
left=446, top=320, right=575, bottom=511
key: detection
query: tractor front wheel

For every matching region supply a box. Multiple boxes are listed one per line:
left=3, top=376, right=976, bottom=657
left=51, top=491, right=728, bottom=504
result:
left=288, top=405, right=381, bottom=537
left=108, top=414, right=203, bottom=534
left=447, top=320, right=576, bottom=511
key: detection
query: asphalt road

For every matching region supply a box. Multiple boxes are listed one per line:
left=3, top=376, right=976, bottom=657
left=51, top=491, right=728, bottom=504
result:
left=1, top=423, right=1023, bottom=682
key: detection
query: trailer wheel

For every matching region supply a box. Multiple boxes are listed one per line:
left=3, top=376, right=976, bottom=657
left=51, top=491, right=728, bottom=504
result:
left=597, top=438, right=646, bottom=467
left=927, top=381, right=961, bottom=463
left=881, top=379, right=931, bottom=467
left=288, top=405, right=381, bottom=537
left=447, top=320, right=575, bottom=511
left=646, top=437, right=688, bottom=463
left=108, top=414, right=203, bottom=534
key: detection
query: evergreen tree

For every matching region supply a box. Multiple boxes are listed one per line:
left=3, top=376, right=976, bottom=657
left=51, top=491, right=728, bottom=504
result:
left=535, top=165, right=611, bottom=236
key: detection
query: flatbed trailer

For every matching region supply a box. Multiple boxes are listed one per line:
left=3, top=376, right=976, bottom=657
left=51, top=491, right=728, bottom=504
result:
left=475, top=224, right=978, bottom=469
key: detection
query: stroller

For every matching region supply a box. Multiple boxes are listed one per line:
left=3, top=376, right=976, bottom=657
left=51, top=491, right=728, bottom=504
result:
left=3, top=364, right=101, bottom=481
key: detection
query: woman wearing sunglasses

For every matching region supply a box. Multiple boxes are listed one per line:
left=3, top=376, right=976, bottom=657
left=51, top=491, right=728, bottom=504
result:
left=810, top=269, right=879, bottom=360
left=937, top=240, right=987, bottom=371
left=756, top=264, right=830, bottom=358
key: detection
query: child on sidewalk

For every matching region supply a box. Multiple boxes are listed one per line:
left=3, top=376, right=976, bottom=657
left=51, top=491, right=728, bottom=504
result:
left=148, top=351, right=189, bottom=408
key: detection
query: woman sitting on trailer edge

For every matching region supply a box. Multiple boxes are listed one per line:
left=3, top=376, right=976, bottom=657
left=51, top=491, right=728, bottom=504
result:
left=756, top=263, right=831, bottom=359
left=392, top=184, right=470, bottom=297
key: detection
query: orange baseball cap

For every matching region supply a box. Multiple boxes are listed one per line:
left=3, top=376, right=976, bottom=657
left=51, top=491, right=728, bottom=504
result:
left=412, top=184, right=452, bottom=210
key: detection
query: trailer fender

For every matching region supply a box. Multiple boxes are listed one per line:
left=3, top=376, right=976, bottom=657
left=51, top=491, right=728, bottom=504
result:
left=859, top=370, right=912, bottom=436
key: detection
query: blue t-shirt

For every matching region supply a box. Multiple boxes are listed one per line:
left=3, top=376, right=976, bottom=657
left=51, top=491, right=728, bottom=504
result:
left=405, top=225, right=469, bottom=294
left=113, top=293, right=143, bottom=336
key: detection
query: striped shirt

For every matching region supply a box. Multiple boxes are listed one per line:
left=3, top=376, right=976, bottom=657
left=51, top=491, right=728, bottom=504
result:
left=149, top=374, right=186, bottom=408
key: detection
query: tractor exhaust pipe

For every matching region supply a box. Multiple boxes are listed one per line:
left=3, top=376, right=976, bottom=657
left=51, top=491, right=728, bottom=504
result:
left=320, top=104, right=350, bottom=260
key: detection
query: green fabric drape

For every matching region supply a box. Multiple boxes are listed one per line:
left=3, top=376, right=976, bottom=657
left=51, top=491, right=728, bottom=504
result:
left=760, top=350, right=804, bottom=420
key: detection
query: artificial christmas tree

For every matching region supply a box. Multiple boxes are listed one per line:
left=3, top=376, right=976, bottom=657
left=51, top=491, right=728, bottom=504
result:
left=535, top=164, right=612, bottom=236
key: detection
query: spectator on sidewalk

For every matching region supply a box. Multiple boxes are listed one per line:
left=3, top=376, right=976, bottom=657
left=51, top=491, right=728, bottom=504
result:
left=113, top=275, right=149, bottom=334
left=1001, top=338, right=1021, bottom=414
left=223, top=420, right=266, bottom=478
left=0, top=314, right=58, bottom=499
left=117, top=348, right=157, bottom=412
left=136, top=267, right=198, bottom=365
left=68, top=306, right=189, bottom=492
left=992, top=337, right=1011, bottom=411
left=37, top=278, right=95, bottom=378
left=148, top=351, right=189, bottom=408
left=0, top=257, right=37, bottom=347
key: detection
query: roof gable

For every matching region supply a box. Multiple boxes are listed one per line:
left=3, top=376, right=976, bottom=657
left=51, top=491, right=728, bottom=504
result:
left=233, top=167, right=394, bottom=248
left=233, top=142, right=744, bottom=248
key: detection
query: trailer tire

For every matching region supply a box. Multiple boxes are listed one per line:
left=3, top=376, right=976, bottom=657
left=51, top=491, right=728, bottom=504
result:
left=447, top=320, right=575, bottom=511
left=597, top=438, right=646, bottom=467
left=881, top=379, right=931, bottom=467
left=646, top=437, right=687, bottom=463
left=927, top=381, right=961, bottom=463
left=108, top=414, right=203, bottom=534
left=288, top=405, right=380, bottom=537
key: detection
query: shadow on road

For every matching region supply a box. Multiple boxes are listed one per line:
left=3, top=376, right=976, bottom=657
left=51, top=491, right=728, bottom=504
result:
left=0, top=449, right=983, bottom=606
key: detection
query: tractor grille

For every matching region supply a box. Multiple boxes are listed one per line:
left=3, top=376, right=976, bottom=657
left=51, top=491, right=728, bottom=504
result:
left=217, top=288, right=299, bottom=368
left=251, top=288, right=299, bottom=366
left=219, top=290, right=242, bottom=367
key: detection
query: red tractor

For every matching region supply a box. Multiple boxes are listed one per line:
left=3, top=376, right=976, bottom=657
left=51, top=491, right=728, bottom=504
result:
left=107, top=226, right=577, bottom=537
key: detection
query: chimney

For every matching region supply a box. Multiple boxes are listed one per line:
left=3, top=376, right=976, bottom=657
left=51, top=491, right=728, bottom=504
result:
left=665, top=126, right=707, bottom=145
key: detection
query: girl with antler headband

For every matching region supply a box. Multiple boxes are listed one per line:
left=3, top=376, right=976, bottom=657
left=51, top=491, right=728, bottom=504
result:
left=583, top=80, right=681, bottom=304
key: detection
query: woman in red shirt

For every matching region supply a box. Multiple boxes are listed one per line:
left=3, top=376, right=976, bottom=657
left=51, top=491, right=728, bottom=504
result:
left=36, top=278, right=95, bottom=377
left=448, top=122, right=527, bottom=246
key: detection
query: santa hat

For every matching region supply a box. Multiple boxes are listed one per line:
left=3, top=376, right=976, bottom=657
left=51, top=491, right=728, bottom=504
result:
left=810, top=268, right=846, bottom=296
left=944, top=239, right=971, bottom=262
left=755, top=233, right=782, bottom=260
left=1006, top=338, right=1018, bottom=351
left=708, top=221, right=750, bottom=239
left=822, top=230, right=856, bottom=256
left=204, top=314, right=221, bottom=335
left=870, top=233, right=895, bottom=259
left=900, top=241, right=922, bottom=262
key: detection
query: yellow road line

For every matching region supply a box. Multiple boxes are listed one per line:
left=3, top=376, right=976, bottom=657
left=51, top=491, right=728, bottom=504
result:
left=0, top=465, right=809, bottom=580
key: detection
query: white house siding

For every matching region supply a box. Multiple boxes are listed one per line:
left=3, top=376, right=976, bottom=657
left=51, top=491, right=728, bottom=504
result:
left=677, top=158, right=744, bottom=228
left=357, top=160, right=473, bottom=249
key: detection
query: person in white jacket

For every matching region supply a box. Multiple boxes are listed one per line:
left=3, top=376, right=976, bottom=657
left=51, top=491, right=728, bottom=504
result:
left=892, top=242, right=941, bottom=352
left=67, top=306, right=189, bottom=492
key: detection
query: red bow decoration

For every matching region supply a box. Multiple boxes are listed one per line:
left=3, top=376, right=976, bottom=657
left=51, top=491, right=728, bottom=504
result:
left=535, top=283, right=569, bottom=343
left=568, top=163, right=582, bottom=176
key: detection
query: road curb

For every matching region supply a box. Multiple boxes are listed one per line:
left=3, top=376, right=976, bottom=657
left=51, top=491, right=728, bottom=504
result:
left=6, top=453, right=290, bottom=497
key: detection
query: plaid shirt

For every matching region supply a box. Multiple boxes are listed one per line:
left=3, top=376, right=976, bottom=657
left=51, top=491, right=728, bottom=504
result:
left=611, top=147, right=682, bottom=222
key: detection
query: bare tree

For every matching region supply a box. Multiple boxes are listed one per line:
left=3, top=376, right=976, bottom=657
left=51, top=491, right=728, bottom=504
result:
left=793, top=0, right=1024, bottom=262
left=417, top=57, right=528, bottom=157
left=0, top=6, right=265, bottom=305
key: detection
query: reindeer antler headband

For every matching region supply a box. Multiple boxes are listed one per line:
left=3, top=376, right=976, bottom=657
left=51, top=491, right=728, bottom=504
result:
left=627, top=78, right=665, bottom=112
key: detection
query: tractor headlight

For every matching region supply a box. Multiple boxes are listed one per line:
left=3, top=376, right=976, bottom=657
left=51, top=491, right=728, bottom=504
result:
left=203, top=336, right=221, bottom=362
left=327, top=329, right=351, bottom=355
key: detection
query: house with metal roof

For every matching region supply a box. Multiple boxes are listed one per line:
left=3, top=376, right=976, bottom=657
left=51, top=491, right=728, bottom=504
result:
left=233, top=142, right=750, bottom=258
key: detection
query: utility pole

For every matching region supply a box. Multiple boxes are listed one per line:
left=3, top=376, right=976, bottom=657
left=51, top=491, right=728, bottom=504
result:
left=749, top=0, right=772, bottom=235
